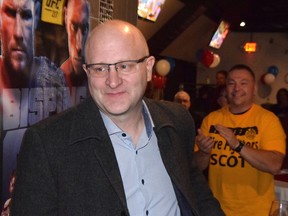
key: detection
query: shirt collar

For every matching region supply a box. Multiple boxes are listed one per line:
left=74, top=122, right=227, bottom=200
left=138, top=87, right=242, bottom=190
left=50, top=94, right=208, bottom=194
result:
left=100, top=100, right=154, bottom=138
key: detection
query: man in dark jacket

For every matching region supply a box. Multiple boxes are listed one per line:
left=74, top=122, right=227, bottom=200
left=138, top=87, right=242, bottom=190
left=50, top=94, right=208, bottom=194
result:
left=11, top=19, right=224, bottom=216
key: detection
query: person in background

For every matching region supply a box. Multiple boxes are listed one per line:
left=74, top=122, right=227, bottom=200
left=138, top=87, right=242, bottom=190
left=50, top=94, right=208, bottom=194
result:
left=279, top=112, right=288, bottom=168
left=216, top=85, right=228, bottom=108
left=271, top=88, right=288, bottom=118
left=215, top=70, right=227, bottom=87
left=11, top=19, right=224, bottom=216
left=194, top=70, right=228, bottom=117
left=273, top=89, right=288, bottom=181
left=173, top=90, right=202, bottom=130
left=173, top=90, right=191, bottom=110
left=60, top=0, right=90, bottom=90
left=194, top=64, right=286, bottom=216
left=210, top=70, right=228, bottom=111
left=194, top=85, right=215, bottom=117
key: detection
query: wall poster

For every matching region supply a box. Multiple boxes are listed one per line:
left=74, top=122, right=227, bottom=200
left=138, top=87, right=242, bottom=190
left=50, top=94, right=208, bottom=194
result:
left=0, top=0, right=93, bottom=208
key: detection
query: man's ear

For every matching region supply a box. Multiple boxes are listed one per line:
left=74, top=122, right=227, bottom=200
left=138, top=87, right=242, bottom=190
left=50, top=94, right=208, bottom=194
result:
left=146, top=56, right=155, bottom=82
left=34, top=1, right=41, bottom=30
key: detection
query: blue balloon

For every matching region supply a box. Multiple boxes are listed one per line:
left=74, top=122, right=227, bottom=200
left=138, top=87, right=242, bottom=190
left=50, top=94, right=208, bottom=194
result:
left=166, top=57, right=176, bottom=72
left=267, top=65, right=279, bottom=76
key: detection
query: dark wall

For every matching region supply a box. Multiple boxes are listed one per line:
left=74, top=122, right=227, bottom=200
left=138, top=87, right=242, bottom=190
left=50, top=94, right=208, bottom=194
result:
left=163, top=58, right=197, bottom=102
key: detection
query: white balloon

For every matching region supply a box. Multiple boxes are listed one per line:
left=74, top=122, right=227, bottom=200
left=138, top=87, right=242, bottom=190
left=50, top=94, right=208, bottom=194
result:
left=264, top=73, right=275, bottom=85
left=209, top=54, right=221, bottom=68
left=156, top=59, right=170, bottom=76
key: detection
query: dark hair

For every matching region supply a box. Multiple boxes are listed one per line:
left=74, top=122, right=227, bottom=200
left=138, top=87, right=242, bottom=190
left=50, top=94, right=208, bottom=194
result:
left=228, top=64, right=255, bottom=81
left=216, top=70, right=228, bottom=78
left=276, top=88, right=288, bottom=104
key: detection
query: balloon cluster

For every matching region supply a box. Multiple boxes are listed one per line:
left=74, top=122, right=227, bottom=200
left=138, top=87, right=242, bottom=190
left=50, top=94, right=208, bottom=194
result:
left=261, top=65, right=279, bottom=85
left=152, top=74, right=166, bottom=89
left=196, top=49, right=221, bottom=68
left=152, top=58, right=175, bottom=89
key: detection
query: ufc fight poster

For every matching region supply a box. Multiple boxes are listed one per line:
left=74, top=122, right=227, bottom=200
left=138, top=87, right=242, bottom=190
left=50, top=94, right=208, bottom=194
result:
left=0, top=0, right=91, bottom=206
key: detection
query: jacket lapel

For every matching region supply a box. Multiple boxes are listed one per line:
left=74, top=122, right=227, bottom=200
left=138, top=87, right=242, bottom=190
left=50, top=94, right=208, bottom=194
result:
left=144, top=98, right=182, bottom=183
left=68, top=97, right=128, bottom=210
left=145, top=99, right=196, bottom=209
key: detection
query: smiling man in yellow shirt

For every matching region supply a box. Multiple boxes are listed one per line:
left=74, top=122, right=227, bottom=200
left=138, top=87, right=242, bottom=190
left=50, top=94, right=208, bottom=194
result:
left=194, top=64, right=286, bottom=216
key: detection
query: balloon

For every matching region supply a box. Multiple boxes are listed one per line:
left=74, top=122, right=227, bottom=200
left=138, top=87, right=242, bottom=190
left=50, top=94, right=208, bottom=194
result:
left=152, top=74, right=166, bottom=89
left=201, top=50, right=214, bottom=67
left=166, top=57, right=176, bottom=72
left=156, top=59, right=170, bottom=76
left=263, top=73, right=275, bottom=85
left=267, top=65, right=279, bottom=76
left=209, top=53, right=221, bottom=68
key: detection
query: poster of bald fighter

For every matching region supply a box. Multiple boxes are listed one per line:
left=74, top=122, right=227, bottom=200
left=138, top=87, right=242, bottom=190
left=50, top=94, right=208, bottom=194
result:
left=0, top=0, right=91, bottom=210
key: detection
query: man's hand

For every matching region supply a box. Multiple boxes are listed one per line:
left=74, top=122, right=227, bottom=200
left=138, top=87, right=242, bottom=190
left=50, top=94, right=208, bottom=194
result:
left=196, top=129, right=214, bottom=154
left=214, top=124, right=239, bottom=149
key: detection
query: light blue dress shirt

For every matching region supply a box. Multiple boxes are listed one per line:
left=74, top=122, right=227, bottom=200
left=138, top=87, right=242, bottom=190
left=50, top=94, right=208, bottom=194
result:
left=100, top=101, right=181, bottom=216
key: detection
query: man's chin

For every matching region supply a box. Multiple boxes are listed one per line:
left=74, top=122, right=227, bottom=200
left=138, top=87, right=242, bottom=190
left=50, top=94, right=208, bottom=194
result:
left=10, top=61, right=28, bottom=74
left=13, top=65, right=27, bottom=73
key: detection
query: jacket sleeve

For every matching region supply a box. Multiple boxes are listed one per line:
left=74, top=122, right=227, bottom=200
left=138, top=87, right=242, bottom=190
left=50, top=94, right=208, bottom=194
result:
left=10, top=127, right=58, bottom=216
left=158, top=101, right=224, bottom=216
left=189, top=160, right=225, bottom=215
left=174, top=104, right=225, bottom=216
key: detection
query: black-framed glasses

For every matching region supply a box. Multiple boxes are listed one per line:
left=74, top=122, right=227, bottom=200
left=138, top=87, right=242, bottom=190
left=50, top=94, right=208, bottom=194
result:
left=84, top=56, right=149, bottom=78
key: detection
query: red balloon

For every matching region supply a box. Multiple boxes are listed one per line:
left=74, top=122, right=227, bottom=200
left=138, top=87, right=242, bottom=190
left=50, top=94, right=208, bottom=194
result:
left=201, top=50, right=214, bottom=67
left=152, top=74, right=166, bottom=89
left=260, top=73, right=266, bottom=84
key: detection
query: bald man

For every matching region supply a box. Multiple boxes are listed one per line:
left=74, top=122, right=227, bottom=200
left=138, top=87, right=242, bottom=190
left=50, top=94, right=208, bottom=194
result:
left=11, top=20, right=224, bottom=216
left=174, top=90, right=191, bottom=110
left=174, top=90, right=203, bottom=130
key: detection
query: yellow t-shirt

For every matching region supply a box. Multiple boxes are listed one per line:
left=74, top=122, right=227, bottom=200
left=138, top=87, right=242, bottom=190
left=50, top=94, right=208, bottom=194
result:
left=199, top=104, right=286, bottom=216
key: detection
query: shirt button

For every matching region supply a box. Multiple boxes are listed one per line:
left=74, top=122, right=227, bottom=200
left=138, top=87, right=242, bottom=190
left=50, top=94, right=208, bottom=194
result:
left=146, top=210, right=149, bottom=215
left=141, top=179, right=144, bottom=185
left=122, top=133, right=126, bottom=137
left=136, top=150, right=138, bottom=154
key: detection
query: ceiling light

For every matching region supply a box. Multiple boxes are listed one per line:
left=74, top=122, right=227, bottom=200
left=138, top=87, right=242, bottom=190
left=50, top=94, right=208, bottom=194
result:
left=240, top=21, right=246, bottom=27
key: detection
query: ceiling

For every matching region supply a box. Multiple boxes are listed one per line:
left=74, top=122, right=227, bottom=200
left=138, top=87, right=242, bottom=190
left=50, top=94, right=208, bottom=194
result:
left=201, top=0, right=288, bottom=32
left=139, top=0, right=288, bottom=59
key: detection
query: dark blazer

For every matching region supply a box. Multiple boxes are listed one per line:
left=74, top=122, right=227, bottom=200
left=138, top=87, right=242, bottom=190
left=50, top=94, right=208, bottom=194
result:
left=11, top=97, right=224, bottom=216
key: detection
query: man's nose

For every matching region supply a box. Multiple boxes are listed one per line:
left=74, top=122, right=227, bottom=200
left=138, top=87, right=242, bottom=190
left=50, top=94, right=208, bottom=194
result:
left=14, top=14, right=24, bottom=39
left=105, top=66, right=123, bottom=88
left=234, top=83, right=240, bottom=91
left=76, top=29, right=83, bottom=53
